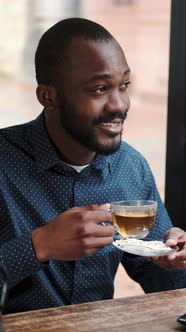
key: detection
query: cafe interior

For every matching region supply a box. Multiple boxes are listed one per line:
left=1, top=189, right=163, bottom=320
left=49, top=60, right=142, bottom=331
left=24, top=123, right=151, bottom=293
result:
left=0, top=0, right=186, bottom=330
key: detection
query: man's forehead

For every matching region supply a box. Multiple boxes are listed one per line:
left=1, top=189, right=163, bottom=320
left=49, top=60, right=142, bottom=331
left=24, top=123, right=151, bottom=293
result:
left=63, top=37, right=129, bottom=79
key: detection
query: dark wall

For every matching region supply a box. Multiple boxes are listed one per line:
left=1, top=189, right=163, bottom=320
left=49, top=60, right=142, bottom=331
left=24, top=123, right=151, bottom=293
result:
left=165, top=0, right=186, bottom=229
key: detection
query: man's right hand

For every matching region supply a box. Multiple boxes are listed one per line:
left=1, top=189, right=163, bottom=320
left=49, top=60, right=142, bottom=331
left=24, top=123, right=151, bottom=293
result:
left=31, top=203, right=114, bottom=262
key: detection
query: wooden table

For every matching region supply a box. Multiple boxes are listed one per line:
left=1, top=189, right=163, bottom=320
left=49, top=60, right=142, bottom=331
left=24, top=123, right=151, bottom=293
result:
left=3, top=289, right=186, bottom=332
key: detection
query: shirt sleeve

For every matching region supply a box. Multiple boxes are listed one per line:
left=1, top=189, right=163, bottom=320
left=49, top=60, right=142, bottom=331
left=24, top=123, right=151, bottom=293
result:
left=121, top=157, right=186, bottom=292
left=0, top=168, right=46, bottom=289
left=0, top=235, right=42, bottom=289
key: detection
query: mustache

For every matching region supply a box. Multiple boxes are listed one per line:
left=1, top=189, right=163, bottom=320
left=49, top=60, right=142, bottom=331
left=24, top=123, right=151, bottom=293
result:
left=94, top=111, right=128, bottom=125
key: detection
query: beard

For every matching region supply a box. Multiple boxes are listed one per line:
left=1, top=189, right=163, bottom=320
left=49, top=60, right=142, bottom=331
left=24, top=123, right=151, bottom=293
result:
left=57, top=93, right=127, bottom=155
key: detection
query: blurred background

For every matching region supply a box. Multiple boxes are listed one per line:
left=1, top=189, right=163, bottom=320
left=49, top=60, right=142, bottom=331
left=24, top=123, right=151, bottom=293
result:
left=0, top=0, right=171, bottom=298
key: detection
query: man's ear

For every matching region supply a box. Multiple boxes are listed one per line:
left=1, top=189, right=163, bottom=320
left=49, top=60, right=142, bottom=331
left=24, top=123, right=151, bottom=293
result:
left=36, top=84, right=57, bottom=110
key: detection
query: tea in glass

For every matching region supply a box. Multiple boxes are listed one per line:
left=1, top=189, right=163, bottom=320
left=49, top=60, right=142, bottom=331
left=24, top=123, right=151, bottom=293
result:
left=111, top=200, right=157, bottom=239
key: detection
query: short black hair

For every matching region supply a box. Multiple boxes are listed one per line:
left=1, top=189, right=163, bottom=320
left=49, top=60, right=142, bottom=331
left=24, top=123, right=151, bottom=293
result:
left=35, top=18, right=114, bottom=85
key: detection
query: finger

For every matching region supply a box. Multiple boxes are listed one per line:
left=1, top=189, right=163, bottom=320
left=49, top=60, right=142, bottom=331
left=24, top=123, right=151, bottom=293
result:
left=149, top=254, right=186, bottom=270
left=177, top=234, right=186, bottom=246
left=165, top=238, right=184, bottom=249
left=85, top=210, right=112, bottom=224
left=174, top=248, right=186, bottom=260
left=165, top=227, right=185, bottom=246
left=88, top=236, right=114, bottom=248
left=149, top=256, right=170, bottom=263
left=80, top=236, right=114, bottom=252
left=80, top=218, right=114, bottom=237
left=149, top=256, right=160, bottom=261
left=94, top=224, right=115, bottom=237
left=149, top=254, right=176, bottom=264
left=82, top=203, right=111, bottom=211
left=75, top=247, right=101, bottom=259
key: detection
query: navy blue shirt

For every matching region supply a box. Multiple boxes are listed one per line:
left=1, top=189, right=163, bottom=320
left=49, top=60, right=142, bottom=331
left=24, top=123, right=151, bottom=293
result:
left=0, top=112, right=186, bottom=314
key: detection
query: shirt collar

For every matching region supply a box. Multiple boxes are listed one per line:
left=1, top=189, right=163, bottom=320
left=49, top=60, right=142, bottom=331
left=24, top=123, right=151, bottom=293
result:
left=31, top=111, right=112, bottom=175
left=31, top=112, right=61, bottom=172
left=91, top=154, right=112, bottom=174
left=91, top=154, right=112, bottom=180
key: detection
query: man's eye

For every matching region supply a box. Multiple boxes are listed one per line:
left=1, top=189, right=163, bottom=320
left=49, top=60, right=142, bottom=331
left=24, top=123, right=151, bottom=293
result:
left=91, top=86, right=107, bottom=95
left=120, top=80, right=131, bottom=90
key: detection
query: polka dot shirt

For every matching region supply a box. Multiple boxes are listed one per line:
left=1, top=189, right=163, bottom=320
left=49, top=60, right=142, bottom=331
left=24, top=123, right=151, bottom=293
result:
left=0, top=112, right=186, bottom=314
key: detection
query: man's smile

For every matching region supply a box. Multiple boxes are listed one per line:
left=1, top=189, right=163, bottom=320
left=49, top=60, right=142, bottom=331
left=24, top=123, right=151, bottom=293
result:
left=98, top=119, right=123, bottom=135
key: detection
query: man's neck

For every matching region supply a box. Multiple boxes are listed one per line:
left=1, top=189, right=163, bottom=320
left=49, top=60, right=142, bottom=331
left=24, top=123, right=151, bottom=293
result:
left=52, top=140, right=95, bottom=166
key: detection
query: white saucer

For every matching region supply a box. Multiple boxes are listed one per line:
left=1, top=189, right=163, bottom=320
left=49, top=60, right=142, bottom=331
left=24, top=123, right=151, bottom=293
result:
left=113, top=238, right=179, bottom=257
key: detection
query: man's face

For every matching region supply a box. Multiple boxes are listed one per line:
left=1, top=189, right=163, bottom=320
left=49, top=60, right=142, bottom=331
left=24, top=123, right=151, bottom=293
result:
left=56, top=37, right=130, bottom=155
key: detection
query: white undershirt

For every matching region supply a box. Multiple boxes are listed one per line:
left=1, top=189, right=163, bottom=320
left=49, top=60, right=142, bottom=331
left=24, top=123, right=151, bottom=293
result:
left=62, top=161, right=89, bottom=173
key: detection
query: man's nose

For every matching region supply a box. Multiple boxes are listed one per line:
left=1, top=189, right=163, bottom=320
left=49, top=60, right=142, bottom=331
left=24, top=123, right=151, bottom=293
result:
left=105, top=91, right=129, bottom=113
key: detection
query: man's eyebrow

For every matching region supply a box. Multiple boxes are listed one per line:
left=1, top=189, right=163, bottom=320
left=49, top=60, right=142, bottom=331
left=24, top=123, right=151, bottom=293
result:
left=87, top=68, right=131, bottom=82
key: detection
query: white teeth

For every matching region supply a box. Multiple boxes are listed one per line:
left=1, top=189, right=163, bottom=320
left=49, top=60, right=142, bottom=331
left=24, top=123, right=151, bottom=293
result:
left=101, top=123, right=118, bottom=127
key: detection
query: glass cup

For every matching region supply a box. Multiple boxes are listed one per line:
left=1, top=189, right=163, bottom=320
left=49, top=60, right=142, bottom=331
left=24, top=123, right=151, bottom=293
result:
left=111, top=200, right=157, bottom=239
